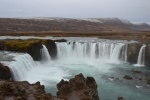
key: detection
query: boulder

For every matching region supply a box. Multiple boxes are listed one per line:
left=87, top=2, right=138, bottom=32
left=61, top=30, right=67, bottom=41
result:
left=123, top=75, right=132, bottom=80
left=56, top=73, right=99, bottom=100
left=0, top=63, right=12, bottom=80
left=118, top=97, right=125, bottom=100
left=127, top=43, right=142, bottom=63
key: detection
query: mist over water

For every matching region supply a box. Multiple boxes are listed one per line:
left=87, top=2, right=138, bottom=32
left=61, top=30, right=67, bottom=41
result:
left=1, top=39, right=150, bottom=100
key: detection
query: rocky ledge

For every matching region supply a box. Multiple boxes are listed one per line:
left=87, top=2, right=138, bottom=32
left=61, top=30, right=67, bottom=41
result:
left=57, top=73, right=99, bottom=100
left=0, top=80, right=52, bottom=100
left=0, top=39, right=57, bottom=61
left=0, top=73, right=100, bottom=100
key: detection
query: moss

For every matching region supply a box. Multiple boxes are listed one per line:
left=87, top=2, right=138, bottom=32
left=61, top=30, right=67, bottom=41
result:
left=3, top=39, right=51, bottom=52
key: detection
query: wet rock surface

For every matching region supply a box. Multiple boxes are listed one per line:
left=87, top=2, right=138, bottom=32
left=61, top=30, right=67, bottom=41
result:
left=127, top=43, right=142, bottom=64
left=123, top=75, right=132, bottom=80
left=0, top=63, right=12, bottom=80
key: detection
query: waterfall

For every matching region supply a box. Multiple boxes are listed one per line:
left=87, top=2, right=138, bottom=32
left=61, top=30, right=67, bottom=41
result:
left=41, top=44, right=51, bottom=62
left=110, top=43, right=125, bottom=62
left=57, top=41, right=124, bottom=62
left=119, top=44, right=128, bottom=62
left=136, top=45, right=146, bottom=66
left=2, top=53, right=36, bottom=81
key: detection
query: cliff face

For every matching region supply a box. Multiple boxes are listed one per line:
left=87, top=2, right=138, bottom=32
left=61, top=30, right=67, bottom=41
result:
left=0, top=63, right=12, bottom=80
left=44, top=40, right=57, bottom=60
left=0, top=39, right=57, bottom=61
left=145, top=44, right=150, bottom=66
left=127, top=43, right=142, bottom=64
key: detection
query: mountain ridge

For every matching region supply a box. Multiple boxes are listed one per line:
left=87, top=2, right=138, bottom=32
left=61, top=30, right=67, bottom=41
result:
left=0, top=17, right=149, bottom=33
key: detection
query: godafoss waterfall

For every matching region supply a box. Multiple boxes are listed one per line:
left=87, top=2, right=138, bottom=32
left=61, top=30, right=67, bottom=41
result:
left=0, top=37, right=150, bottom=100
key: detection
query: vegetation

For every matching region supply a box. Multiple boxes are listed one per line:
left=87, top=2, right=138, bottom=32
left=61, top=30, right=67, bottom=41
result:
left=1, top=39, right=54, bottom=52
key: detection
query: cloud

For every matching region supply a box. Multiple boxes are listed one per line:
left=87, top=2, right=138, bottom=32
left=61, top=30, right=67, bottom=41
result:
left=0, top=0, right=150, bottom=23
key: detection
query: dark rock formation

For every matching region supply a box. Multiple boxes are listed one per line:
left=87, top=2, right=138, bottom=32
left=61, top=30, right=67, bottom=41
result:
left=0, top=63, right=12, bottom=80
left=56, top=73, right=99, bottom=100
left=118, top=97, right=125, bottom=100
left=145, top=44, right=150, bottom=66
left=123, top=75, right=132, bottom=80
left=26, top=42, right=43, bottom=61
left=54, top=39, right=67, bottom=42
left=43, top=40, right=57, bottom=60
left=0, top=80, right=53, bottom=100
left=127, top=43, right=142, bottom=63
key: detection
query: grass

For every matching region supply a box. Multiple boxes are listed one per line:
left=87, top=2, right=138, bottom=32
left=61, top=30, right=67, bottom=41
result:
left=3, top=39, right=52, bottom=52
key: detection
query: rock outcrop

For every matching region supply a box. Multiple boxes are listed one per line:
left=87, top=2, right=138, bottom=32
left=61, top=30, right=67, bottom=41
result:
left=43, top=40, right=57, bottom=60
left=0, top=73, right=100, bottom=100
left=127, top=43, right=142, bottom=63
left=0, top=63, right=12, bottom=80
left=0, top=39, right=57, bottom=61
left=56, top=73, right=99, bottom=100
left=0, top=80, right=53, bottom=100
left=145, top=44, right=150, bottom=66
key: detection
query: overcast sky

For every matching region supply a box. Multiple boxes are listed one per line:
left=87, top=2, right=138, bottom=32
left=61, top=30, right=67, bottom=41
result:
left=0, top=0, right=150, bottom=23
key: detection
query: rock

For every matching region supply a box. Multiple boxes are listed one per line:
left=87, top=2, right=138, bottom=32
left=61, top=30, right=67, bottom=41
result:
left=56, top=73, right=99, bottom=100
left=43, top=40, right=57, bottom=60
left=26, top=42, right=43, bottom=61
left=145, top=44, right=150, bottom=66
left=123, top=75, right=132, bottom=80
left=0, top=80, right=52, bottom=100
left=0, top=39, right=58, bottom=61
left=54, top=39, right=67, bottom=42
left=146, top=78, right=150, bottom=84
left=86, top=77, right=97, bottom=89
left=127, top=43, right=142, bottom=63
left=118, top=97, right=125, bottom=100
left=0, top=63, right=12, bottom=80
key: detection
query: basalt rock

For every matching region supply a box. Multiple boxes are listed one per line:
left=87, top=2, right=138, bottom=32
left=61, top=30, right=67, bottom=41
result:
left=0, top=63, right=12, bottom=80
left=26, top=42, right=43, bottom=61
left=56, top=73, right=99, bottom=100
left=43, top=40, right=57, bottom=60
left=127, top=43, right=142, bottom=63
left=145, top=44, right=150, bottom=66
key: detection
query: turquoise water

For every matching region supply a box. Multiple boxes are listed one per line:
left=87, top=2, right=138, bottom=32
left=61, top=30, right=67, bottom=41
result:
left=22, top=59, right=150, bottom=100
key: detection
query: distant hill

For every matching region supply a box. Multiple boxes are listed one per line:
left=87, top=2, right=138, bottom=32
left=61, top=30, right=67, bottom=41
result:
left=0, top=17, right=149, bottom=33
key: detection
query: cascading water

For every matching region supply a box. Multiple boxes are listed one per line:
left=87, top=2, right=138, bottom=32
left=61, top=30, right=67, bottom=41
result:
left=135, top=45, right=146, bottom=66
left=0, top=39, right=149, bottom=100
left=2, top=53, right=36, bottom=80
left=57, top=41, right=125, bottom=63
left=119, top=44, right=128, bottom=62
left=41, top=44, right=51, bottom=62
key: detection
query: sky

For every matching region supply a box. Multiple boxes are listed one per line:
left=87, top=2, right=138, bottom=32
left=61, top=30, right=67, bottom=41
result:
left=0, top=0, right=150, bottom=23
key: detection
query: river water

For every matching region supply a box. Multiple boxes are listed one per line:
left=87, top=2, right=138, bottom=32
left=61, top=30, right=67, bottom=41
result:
left=0, top=36, right=150, bottom=100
